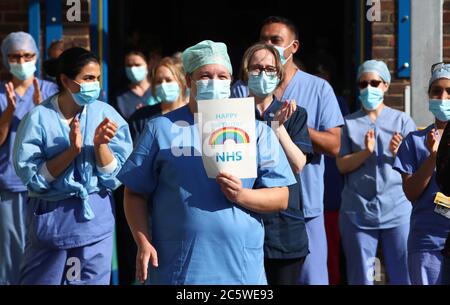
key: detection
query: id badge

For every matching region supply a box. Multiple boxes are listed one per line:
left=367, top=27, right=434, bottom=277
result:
left=433, top=192, right=450, bottom=219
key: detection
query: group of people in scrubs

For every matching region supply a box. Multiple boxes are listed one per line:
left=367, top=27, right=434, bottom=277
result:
left=232, top=16, right=344, bottom=285
left=1, top=13, right=450, bottom=285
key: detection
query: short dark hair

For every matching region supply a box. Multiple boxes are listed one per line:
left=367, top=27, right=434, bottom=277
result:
left=261, top=16, right=299, bottom=40
left=56, top=47, right=99, bottom=90
left=125, top=50, right=148, bottom=62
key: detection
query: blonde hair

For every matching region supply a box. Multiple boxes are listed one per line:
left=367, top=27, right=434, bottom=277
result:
left=240, top=43, right=285, bottom=85
left=151, top=57, right=187, bottom=99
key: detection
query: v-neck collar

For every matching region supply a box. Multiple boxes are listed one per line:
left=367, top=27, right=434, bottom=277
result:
left=51, top=95, right=87, bottom=126
left=281, top=70, right=302, bottom=101
left=362, top=105, right=387, bottom=125
left=255, top=96, right=282, bottom=121
left=14, top=79, right=38, bottom=101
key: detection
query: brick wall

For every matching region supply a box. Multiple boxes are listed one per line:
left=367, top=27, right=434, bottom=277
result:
left=372, top=0, right=450, bottom=112
left=444, top=0, right=450, bottom=61
left=371, top=0, right=408, bottom=111
left=0, top=0, right=91, bottom=80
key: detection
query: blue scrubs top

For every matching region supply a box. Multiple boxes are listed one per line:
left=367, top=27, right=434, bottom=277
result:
left=13, top=95, right=132, bottom=204
left=117, top=105, right=296, bottom=284
left=115, top=88, right=157, bottom=120
left=232, top=70, right=344, bottom=217
left=340, top=106, right=416, bottom=229
left=0, top=79, right=58, bottom=192
left=128, top=104, right=162, bottom=143
left=393, top=124, right=450, bottom=253
left=255, top=97, right=313, bottom=259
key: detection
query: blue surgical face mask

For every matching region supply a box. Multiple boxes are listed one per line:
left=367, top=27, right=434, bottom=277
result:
left=359, top=86, right=384, bottom=110
left=429, top=99, right=450, bottom=122
left=9, top=61, right=36, bottom=80
left=274, top=40, right=294, bottom=65
left=125, top=66, right=148, bottom=83
left=195, top=79, right=231, bottom=100
left=155, top=82, right=180, bottom=103
left=248, top=72, right=279, bottom=98
left=70, top=81, right=101, bottom=106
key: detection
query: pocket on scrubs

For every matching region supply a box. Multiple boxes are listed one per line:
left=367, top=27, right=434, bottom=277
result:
left=351, top=174, right=377, bottom=200
left=242, top=246, right=266, bottom=284
left=30, top=193, right=114, bottom=250
left=32, top=200, right=59, bottom=247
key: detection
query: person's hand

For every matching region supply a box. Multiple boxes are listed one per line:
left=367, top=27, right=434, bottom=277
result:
left=5, top=82, right=16, bottom=111
left=216, top=172, right=245, bottom=203
left=273, top=100, right=296, bottom=126
left=365, top=129, right=376, bottom=153
left=427, top=128, right=440, bottom=156
left=136, top=103, right=144, bottom=110
left=389, top=132, right=403, bottom=155
left=69, top=117, right=82, bottom=155
left=94, top=118, right=118, bottom=146
left=32, top=78, right=42, bottom=105
left=136, top=240, right=158, bottom=284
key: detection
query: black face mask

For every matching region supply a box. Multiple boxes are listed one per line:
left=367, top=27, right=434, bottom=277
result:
left=436, top=122, right=450, bottom=196
left=43, top=58, right=59, bottom=78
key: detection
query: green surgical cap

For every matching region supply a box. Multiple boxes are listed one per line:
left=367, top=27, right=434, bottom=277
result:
left=182, top=40, right=233, bottom=75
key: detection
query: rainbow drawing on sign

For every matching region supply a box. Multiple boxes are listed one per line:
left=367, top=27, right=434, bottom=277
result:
left=209, top=127, right=250, bottom=146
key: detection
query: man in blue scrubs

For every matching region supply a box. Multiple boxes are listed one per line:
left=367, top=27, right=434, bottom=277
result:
left=118, top=40, right=297, bottom=285
left=232, top=16, right=344, bottom=284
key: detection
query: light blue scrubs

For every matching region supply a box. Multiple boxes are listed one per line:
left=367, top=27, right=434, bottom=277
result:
left=117, top=105, right=296, bottom=285
left=0, top=79, right=58, bottom=285
left=13, top=95, right=133, bottom=285
left=339, top=106, right=415, bottom=284
left=232, top=71, right=344, bottom=284
left=116, top=89, right=158, bottom=120
left=393, top=124, right=450, bottom=285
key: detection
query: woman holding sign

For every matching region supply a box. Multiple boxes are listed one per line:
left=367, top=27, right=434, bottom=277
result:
left=118, top=40, right=296, bottom=285
left=239, top=43, right=313, bottom=285
left=393, top=63, right=450, bottom=285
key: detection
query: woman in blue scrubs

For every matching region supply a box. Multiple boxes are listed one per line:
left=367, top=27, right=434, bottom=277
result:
left=116, top=56, right=188, bottom=284
left=337, top=60, right=416, bottom=285
left=13, top=47, right=133, bottom=284
left=239, top=43, right=313, bottom=284
left=115, top=51, right=159, bottom=121
left=393, top=63, right=450, bottom=285
left=118, top=40, right=296, bottom=285
left=0, top=32, right=59, bottom=285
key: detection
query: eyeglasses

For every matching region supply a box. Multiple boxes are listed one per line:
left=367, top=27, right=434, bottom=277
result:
left=359, top=80, right=383, bottom=89
left=7, top=53, right=36, bottom=62
left=431, top=62, right=450, bottom=74
left=248, top=65, right=278, bottom=77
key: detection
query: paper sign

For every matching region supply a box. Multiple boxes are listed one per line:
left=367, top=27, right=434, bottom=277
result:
left=197, top=98, right=257, bottom=179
